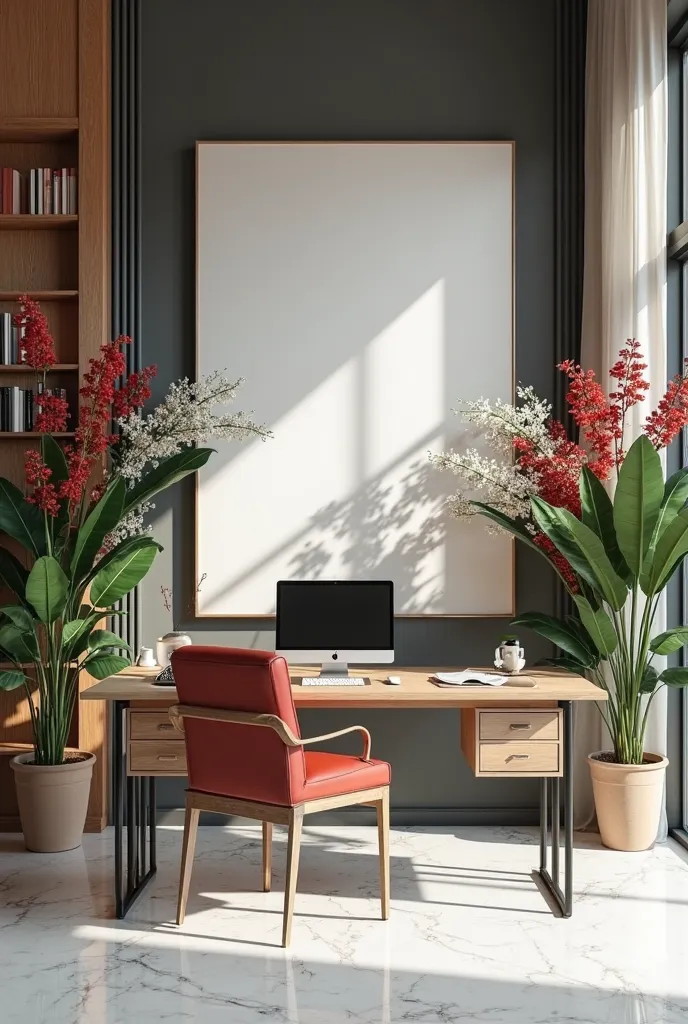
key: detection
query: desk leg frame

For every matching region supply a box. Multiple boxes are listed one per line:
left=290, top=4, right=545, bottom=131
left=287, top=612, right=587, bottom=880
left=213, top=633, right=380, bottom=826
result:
left=536, top=700, right=573, bottom=917
left=114, top=700, right=157, bottom=918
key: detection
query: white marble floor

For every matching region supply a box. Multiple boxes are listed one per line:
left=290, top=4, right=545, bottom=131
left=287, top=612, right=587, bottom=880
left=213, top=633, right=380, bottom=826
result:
left=1, top=824, right=688, bottom=1023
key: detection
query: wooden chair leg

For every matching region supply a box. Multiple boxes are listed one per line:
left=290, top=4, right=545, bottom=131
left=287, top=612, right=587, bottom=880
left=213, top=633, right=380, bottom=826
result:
left=282, top=806, right=304, bottom=947
left=262, top=820, right=273, bottom=892
left=376, top=788, right=390, bottom=920
left=176, top=801, right=200, bottom=925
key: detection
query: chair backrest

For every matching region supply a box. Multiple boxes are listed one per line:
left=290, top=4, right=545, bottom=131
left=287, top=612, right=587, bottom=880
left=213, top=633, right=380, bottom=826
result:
left=171, top=646, right=306, bottom=806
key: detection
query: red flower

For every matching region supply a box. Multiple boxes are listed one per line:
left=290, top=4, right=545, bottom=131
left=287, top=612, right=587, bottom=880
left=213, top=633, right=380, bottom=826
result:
left=644, top=360, right=688, bottom=449
left=112, top=364, right=157, bottom=418
left=14, top=296, right=57, bottom=370
left=514, top=422, right=588, bottom=517
left=24, top=451, right=60, bottom=517
left=34, top=391, right=70, bottom=434
left=558, top=360, right=615, bottom=477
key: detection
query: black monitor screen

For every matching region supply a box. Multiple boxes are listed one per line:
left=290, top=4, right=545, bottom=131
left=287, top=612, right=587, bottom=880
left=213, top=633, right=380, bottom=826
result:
left=276, top=581, right=394, bottom=651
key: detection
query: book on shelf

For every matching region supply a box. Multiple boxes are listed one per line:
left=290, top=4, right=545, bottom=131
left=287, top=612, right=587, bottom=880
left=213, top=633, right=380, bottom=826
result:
left=0, top=386, right=66, bottom=433
left=0, top=312, right=24, bottom=364
left=1, top=167, right=77, bottom=215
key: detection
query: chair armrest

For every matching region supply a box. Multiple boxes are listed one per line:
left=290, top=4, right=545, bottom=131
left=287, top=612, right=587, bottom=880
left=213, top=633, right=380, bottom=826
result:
left=168, top=705, right=372, bottom=759
left=299, top=725, right=371, bottom=760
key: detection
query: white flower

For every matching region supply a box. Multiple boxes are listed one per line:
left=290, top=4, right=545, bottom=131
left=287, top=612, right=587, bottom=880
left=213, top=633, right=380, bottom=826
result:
left=117, top=371, right=271, bottom=484
left=457, top=385, right=555, bottom=456
left=429, top=448, right=536, bottom=522
left=102, top=501, right=155, bottom=551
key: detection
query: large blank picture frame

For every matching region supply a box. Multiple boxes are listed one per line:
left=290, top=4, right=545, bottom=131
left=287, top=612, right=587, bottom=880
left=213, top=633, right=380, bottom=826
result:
left=196, top=142, right=514, bottom=617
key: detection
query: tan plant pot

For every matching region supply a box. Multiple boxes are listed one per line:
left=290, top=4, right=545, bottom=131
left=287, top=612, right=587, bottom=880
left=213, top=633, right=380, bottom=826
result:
left=588, top=751, right=668, bottom=852
left=11, top=751, right=95, bottom=853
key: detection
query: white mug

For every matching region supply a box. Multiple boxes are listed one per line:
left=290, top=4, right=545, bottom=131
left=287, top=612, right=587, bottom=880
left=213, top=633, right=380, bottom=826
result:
left=494, top=644, right=526, bottom=674
left=137, top=646, right=157, bottom=668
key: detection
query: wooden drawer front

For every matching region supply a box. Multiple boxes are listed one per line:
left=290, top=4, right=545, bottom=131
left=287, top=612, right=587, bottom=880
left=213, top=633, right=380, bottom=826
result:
left=129, top=740, right=187, bottom=775
left=479, top=741, right=561, bottom=775
left=479, top=710, right=560, bottom=742
left=129, top=710, right=177, bottom=740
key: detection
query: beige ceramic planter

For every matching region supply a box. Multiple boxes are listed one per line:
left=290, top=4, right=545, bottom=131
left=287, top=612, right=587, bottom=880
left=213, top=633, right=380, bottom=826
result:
left=11, top=751, right=95, bottom=853
left=588, top=751, right=668, bottom=852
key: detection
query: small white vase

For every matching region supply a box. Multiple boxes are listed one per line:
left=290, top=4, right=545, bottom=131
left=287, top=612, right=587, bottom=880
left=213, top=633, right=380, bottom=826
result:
left=156, top=631, right=192, bottom=669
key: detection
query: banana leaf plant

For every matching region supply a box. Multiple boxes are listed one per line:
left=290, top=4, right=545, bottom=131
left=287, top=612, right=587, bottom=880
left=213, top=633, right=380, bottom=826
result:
left=0, top=434, right=214, bottom=765
left=473, top=435, right=688, bottom=764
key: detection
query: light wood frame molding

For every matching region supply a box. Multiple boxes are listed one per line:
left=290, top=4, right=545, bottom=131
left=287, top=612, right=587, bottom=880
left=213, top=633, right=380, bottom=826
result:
left=169, top=703, right=372, bottom=760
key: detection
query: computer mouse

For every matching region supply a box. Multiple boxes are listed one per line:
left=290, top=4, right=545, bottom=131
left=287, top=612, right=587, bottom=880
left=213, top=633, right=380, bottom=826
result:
left=385, top=675, right=401, bottom=685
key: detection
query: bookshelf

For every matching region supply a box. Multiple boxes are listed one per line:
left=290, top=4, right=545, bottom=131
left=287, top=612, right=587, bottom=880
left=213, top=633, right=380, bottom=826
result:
left=0, top=0, right=110, bottom=833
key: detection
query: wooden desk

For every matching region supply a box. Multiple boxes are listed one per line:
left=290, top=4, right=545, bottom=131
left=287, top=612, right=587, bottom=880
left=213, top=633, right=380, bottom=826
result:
left=82, top=665, right=604, bottom=920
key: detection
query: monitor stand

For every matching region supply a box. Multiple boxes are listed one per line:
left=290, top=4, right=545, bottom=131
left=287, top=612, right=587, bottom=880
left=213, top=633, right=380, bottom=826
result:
left=318, top=661, right=349, bottom=677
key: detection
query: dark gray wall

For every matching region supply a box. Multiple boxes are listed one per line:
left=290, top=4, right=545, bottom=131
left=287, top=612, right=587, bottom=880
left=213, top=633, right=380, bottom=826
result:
left=141, top=0, right=559, bottom=819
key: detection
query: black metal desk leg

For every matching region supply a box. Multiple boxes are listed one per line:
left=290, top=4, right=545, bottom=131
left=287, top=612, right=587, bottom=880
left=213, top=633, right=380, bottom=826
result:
left=113, top=701, right=158, bottom=919
left=563, top=700, right=574, bottom=917
left=536, top=700, right=573, bottom=917
left=114, top=700, right=126, bottom=918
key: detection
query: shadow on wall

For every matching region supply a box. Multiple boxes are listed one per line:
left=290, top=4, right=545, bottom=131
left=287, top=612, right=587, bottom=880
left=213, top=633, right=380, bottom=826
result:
left=287, top=457, right=447, bottom=613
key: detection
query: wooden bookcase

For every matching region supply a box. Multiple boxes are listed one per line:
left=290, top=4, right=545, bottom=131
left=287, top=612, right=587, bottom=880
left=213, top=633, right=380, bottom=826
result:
left=0, top=0, right=110, bottom=831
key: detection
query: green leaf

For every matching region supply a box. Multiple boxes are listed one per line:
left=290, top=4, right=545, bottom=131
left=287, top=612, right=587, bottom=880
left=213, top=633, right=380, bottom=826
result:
left=90, top=543, right=159, bottom=607
left=659, top=667, right=688, bottom=688
left=40, top=432, right=69, bottom=484
left=536, top=500, right=628, bottom=611
left=82, top=534, right=163, bottom=589
left=82, top=652, right=131, bottom=680
left=0, top=605, right=36, bottom=632
left=649, top=627, right=688, bottom=655
left=613, top=435, right=664, bottom=577
left=0, top=548, right=29, bottom=603
left=654, top=469, right=688, bottom=544
left=71, top=478, right=126, bottom=583
left=0, top=624, right=38, bottom=661
left=640, top=664, right=659, bottom=694
left=644, top=509, right=688, bottom=595
left=0, top=478, right=45, bottom=556
left=61, top=615, right=98, bottom=658
left=25, top=556, right=68, bottom=624
left=530, top=497, right=602, bottom=594
left=123, top=448, right=215, bottom=513
left=579, top=466, right=629, bottom=579
left=87, top=629, right=131, bottom=653
left=573, top=595, right=618, bottom=657
left=511, top=611, right=596, bottom=665
left=0, top=668, right=27, bottom=690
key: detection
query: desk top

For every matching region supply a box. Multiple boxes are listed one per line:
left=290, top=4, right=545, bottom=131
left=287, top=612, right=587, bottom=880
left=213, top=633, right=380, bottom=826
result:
left=80, top=665, right=605, bottom=708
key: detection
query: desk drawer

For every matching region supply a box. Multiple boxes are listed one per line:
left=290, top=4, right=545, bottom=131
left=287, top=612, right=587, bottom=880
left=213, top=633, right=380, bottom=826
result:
left=129, top=710, right=177, bottom=740
left=479, top=741, right=561, bottom=775
left=128, top=740, right=187, bottom=775
left=479, top=710, right=560, bottom=741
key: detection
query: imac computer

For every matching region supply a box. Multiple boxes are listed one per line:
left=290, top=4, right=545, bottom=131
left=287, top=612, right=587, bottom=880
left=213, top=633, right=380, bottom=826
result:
left=276, top=580, right=394, bottom=685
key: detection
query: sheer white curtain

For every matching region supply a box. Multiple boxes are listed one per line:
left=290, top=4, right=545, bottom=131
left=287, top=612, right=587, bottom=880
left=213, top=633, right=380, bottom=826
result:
left=576, top=0, right=668, bottom=830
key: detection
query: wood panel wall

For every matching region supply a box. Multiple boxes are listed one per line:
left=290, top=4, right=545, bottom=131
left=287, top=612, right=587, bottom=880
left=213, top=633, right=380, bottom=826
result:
left=0, top=0, right=110, bottom=831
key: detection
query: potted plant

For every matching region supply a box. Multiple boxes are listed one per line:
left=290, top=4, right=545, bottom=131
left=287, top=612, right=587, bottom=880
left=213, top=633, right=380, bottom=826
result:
left=0, top=297, right=268, bottom=852
left=431, top=340, right=688, bottom=851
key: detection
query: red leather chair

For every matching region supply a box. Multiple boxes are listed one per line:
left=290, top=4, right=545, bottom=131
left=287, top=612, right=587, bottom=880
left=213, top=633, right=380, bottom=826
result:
left=169, top=646, right=391, bottom=946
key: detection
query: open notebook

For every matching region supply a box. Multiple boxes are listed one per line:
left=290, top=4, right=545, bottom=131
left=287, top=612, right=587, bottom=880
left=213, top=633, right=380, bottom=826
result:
left=430, top=671, right=509, bottom=687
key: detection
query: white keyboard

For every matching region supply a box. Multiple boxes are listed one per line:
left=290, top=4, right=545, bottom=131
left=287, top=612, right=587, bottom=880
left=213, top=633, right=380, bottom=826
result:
left=300, top=676, right=367, bottom=686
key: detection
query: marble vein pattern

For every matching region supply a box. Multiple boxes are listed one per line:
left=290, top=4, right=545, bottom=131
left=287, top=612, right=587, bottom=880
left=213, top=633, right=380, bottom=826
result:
left=1, top=824, right=687, bottom=1023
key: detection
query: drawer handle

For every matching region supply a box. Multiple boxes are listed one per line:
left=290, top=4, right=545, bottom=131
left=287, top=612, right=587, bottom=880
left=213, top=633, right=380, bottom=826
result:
left=157, top=755, right=179, bottom=762
left=510, top=723, right=531, bottom=731
left=508, top=754, right=530, bottom=761
left=157, top=723, right=174, bottom=731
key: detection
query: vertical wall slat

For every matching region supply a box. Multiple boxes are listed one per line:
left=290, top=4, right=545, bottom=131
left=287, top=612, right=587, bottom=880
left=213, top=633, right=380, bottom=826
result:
left=112, top=0, right=141, bottom=657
